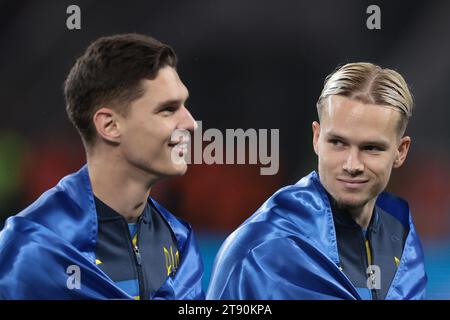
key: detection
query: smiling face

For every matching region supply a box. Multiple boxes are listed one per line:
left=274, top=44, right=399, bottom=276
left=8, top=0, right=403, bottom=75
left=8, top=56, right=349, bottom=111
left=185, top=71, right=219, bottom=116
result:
left=115, top=66, right=196, bottom=179
left=312, top=95, right=411, bottom=211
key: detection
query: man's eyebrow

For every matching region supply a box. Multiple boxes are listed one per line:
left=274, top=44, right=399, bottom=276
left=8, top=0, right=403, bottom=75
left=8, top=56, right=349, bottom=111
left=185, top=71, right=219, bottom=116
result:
left=155, top=95, right=189, bottom=109
left=326, top=132, right=349, bottom=141
left=326, top=132, right=390, bottom=147
left=361, top=140, right=390, bottom=148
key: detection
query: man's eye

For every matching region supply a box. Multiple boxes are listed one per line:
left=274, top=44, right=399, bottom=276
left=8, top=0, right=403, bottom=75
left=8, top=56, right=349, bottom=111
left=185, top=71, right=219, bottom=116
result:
left=160, top=107, right=176, bottom=115
left=364, top=145, right=383, bottom=152
left=330, top=139, right=344, bottom=147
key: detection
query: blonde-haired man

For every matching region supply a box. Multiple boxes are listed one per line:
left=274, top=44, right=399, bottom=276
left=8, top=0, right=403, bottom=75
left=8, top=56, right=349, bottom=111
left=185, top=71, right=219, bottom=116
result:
left=207, top=62, right=427, bottom=300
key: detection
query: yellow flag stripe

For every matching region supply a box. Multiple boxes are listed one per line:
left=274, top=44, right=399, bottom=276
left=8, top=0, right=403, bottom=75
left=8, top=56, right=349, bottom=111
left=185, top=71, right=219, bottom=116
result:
left=365, top=240, right=372, bottom=266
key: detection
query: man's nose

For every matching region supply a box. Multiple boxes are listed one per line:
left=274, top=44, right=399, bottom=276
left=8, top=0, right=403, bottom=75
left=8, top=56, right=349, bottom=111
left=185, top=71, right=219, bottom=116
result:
left=342, top=148, right=364, bottom=174
left=179, top=106, right=198, bottom=132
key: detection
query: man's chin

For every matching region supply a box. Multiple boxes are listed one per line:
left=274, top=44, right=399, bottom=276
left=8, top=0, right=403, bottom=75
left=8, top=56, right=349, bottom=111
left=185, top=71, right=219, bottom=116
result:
left=333, top=195, right=369, bottom=210
left=171, top=163, right=188, bottom=176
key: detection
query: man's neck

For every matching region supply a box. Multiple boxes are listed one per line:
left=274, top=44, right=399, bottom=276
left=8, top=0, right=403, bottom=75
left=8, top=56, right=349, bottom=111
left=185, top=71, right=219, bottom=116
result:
left=328, top=193, right=376, bottom=230
left=87, top=151, right=158, bottom=223
left=344, top=199, right=376, bottom=230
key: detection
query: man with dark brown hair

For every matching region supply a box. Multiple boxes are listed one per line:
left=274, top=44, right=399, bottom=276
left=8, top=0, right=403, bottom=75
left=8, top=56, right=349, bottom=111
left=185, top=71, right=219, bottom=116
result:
left=0, top=34, right=204, bottom=300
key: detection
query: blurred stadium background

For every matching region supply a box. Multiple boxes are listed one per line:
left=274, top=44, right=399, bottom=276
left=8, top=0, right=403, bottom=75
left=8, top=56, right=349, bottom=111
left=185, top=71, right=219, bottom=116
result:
left=1, top=0, right=449, bottom=298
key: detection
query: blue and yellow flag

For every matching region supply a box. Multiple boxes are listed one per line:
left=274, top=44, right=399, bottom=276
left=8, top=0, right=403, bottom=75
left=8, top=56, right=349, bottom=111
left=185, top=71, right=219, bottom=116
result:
left=0, top=165, right=204, bottom=300
left=207, top=171, right=427, bottom=300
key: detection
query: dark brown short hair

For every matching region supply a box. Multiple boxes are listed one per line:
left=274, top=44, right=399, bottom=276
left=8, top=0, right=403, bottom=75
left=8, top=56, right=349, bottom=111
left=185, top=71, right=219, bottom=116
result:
left=64, top=33, right=177, bottom=145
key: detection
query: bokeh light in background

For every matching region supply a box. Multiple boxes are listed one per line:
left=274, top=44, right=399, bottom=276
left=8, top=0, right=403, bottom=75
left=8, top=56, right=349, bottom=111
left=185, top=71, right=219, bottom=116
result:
left=1, top=0, right=449, bottom=298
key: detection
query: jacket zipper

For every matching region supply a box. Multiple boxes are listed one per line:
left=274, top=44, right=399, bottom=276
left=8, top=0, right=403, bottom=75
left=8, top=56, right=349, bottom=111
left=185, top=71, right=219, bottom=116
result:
left=365, top=230, right=378, bottom=300
left=127, top=216, right=146, bottom=300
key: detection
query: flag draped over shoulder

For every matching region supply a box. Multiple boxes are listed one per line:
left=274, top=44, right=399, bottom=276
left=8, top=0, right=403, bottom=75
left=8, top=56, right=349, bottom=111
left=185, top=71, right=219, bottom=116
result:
left=0, top=165, right=204, bottom=300
left=206, top=171, right=427, bottom=300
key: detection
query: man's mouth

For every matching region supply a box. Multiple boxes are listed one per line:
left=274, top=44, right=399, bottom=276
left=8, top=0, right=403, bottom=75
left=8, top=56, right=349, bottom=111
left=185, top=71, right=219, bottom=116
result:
left=336, top=178, right=369, bottom=189
left=169, top=139, right=189, bottom=156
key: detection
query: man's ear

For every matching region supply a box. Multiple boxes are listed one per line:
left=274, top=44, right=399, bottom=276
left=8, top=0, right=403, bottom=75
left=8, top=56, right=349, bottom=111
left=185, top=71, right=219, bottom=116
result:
left=312, top=121, right=320, bottom=156
left=393, top=136, right=411, bottom=168
left=92, top=107, right=121, bottom=144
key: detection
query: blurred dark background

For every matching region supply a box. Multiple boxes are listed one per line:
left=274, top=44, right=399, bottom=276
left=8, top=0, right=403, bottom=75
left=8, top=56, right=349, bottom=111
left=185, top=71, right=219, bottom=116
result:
left=1, top=0, right=449, bottom=298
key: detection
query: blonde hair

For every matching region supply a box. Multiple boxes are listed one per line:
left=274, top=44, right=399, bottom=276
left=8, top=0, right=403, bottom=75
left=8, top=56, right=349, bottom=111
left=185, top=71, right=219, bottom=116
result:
left=317, top=62, right=413, bottom=134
